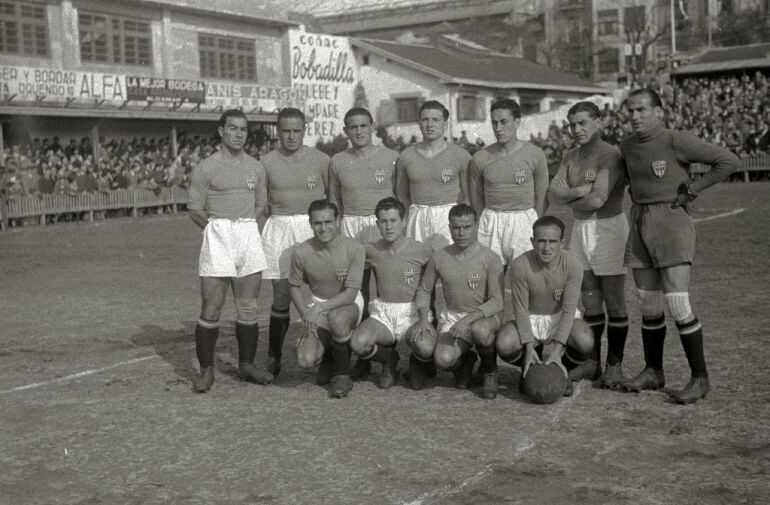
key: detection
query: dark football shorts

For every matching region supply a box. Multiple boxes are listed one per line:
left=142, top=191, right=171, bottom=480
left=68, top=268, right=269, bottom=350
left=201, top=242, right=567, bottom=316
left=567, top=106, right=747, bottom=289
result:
left=626, top=202, right=695, bottom=269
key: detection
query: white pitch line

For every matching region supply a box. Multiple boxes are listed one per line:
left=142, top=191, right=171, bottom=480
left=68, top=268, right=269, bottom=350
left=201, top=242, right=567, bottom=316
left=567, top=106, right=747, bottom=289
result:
left=0, top=355, right=160, bottom=395
left=400, top=381, right=583, bottom=505
left=693, top=208, right=745, bottom=223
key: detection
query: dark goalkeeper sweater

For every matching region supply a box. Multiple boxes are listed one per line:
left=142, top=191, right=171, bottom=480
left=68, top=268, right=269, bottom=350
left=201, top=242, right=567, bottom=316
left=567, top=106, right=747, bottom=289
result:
left=620, top=124, right=739, bottom=205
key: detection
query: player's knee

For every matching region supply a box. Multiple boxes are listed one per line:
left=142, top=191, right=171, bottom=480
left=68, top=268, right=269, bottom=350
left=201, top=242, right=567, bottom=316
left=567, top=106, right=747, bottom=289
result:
left=604, top=297, right=628, bottom=318
left=329, top=309, right=355, bottom=343
left=471, top=320, right=498, bottom=348
left=581, top=289, right=604, bottom=316
left=568, top=321, right=594, bottom=360
left=406, top=323, right=436, bottom=360
left=200, top=304, right=223, bottom=322
left=434, top=344, right=461, bottom=370
left=664, top=292, right=695, bottom=323
left=349, top=330, right=373, bottom=357
left=234, top=297, right=259, bottom=325
left=495, top=322, right=522, bottom=360
left=637, top=288, right=664, bottom=317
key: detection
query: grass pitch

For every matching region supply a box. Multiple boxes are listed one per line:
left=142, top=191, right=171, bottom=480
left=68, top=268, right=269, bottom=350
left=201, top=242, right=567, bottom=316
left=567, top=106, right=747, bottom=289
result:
left=1, top=183, right=769, bottom=505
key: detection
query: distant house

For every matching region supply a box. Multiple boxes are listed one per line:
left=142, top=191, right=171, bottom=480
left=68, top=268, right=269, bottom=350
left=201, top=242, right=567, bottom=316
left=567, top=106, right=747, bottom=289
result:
left=352, top=35, right=608, bottom=145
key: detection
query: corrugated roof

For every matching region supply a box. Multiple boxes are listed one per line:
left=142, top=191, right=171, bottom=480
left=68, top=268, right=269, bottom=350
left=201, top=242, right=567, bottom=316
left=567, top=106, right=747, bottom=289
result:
left=138, top=0, right=295, bottom=25
left=693, top=42, right=770, bottom=64
left=354, top=38, right=606, bottom=93
left=672, top=42, right=770, bottom=75
left=290, top=0, right=450, bottom=17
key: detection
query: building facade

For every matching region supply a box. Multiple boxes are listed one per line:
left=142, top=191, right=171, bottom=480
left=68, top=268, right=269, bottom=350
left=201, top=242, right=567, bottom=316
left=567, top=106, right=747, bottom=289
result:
left=0, top=0, right=298, bottom=152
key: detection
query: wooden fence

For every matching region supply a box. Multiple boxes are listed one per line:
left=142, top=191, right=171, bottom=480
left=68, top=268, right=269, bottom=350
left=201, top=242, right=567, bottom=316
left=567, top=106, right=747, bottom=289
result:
left=690, top=154, right=770, bottom=182
left=1, top=187, right=188, bottom=230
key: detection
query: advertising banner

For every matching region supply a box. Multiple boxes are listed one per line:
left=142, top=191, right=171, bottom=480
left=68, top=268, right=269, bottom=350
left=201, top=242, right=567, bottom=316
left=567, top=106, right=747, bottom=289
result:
left=289, top=28, right=359, bottom=144
left=204, top=82, right=305, bottom=113
left=126, top=77, right=206, bottom=104
left=0, top=65, right=127, bottom=104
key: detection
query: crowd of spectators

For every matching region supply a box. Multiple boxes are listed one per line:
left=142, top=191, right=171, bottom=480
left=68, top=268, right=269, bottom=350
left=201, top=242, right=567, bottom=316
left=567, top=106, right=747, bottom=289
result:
left=1, top=127, right=271, bottom=200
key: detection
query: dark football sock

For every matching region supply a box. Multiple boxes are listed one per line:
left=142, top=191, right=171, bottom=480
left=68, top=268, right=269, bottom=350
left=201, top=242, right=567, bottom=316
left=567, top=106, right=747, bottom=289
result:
left=642, top=314, right=666, bottom=370
left=332, top=341, right=351, bottom=375
left=583, top=312, right=606, bottom=361
left=477, top=344, right=497, bottom=374
left=677, top=319, right=708, bottom=378
left=235, top=322, right=258, bottom=365
left=268, top=306, right=290, bottom=360
left=371, top=344, right=393, bottom=364
left=195, top=323, right=219, bottom=368
left=606, top=316, right=629, bottom=366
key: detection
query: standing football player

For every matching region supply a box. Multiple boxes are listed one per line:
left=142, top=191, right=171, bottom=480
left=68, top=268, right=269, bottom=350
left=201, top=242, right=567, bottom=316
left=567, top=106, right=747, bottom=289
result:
left=187, top=109, right=269, bottom=392
left=547, top=101, right=629, bottom=388
left=260, top=108, right=330, bottom=383
left=620, top=88, right=738, bottom=403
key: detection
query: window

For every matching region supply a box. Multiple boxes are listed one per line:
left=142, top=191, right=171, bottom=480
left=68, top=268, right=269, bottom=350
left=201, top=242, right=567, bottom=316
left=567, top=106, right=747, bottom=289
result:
left=624, top=5, right=646, bottom=33
left=598, top=48, right=619, bottom=74
left=0, top=1, right=49, bottom=57
left=598, top=9, right=618, bottom=37
left=396, top=97, right=418, bottom=123
left=199, top=33, right=256, bottom=81
left=79, top=11, right=151, bottom=66
left=457, top=95, right=485, bottom=122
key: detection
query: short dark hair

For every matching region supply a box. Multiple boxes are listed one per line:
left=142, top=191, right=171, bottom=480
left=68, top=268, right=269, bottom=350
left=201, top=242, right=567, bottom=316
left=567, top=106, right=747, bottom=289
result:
left=219, top=109, right=248, bottom=127
left=375, top=197, right=405, bottom=220
left=419, top=100, right=449, bottom=121
left=448, top=203, right=477, bottom=222
left=277, top=107, right=306, bottom=125
left=567, top=101, right=601, bottom=119
left=344, top=107, right=373, bottom=126
left=532, top=215, right=565, bottom=239
left=307, top=199, right=338, bottom=219
left=628, top=88, right=663, bottom=108
left=491, top=98, right=521, bottom=120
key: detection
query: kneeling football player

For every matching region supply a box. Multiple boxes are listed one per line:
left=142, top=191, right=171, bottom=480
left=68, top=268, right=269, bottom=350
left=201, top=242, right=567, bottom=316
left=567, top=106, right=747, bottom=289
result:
left=288, top=200, right=365, bottom=398
left=349, top=197, right=433, bottom=389
left=415, top=204, right=504, bottom=399
left=496, top=216, right=594, bottom=395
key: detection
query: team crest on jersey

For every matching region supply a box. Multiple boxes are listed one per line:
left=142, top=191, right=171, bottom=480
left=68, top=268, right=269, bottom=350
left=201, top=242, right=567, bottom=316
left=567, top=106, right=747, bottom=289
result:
left=651, top=160, right=666, bottom=178
left=245, top=175, right=257, bottom=190
left=307, top=174, right=318, bottom=189
left=554, top=288, right=563, bottom=301
left=403, top=268, right=417, bottom=285
left=336, top=268, right=349, bottom=282
left=466, top=273, right=481, bottom=290
left=514, top=167, right=527, bottom=185
left=374, top=167, right=387, bottom=184
left=441, top=167, right=454, bottom=184
left=584, top=169, right=597, bottom=183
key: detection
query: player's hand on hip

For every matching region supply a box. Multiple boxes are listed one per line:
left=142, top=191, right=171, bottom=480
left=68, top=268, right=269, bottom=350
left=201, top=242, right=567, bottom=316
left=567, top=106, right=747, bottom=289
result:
left=672, top=182, right=696, bottom=213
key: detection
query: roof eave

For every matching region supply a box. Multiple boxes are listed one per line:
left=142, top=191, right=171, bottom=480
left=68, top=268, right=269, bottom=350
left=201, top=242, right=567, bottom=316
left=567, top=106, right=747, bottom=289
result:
left=441, top=78, right=608, bottom=94
left=672, top=58, right=770, bottom=75
left=136, top=1, right=301, bottom=26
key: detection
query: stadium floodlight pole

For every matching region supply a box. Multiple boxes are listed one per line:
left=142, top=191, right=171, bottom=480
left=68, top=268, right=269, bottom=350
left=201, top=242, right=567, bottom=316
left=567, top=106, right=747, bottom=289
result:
left=670, top=0, right=676, bottom=54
